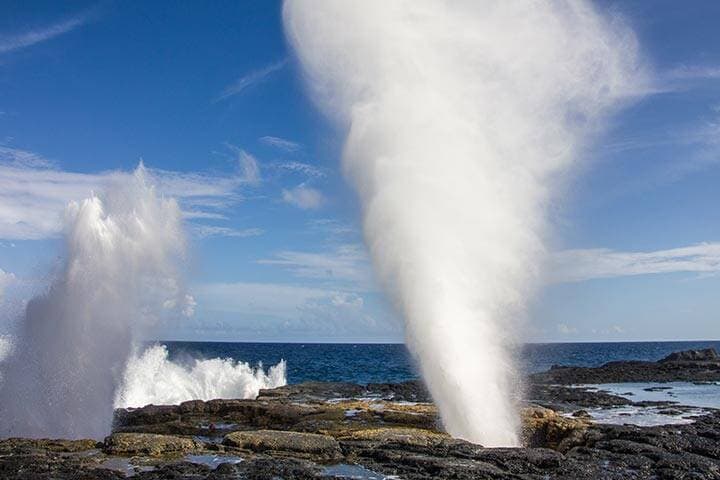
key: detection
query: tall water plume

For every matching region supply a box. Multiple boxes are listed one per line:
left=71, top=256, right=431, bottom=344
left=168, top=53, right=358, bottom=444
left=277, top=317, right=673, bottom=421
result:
left=0, top=166, right=187, bottom=438
left=284, top=0, right=644, bottom=445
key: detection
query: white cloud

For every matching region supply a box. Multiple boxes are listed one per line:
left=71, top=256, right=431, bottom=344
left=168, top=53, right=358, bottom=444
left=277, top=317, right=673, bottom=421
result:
left=282, top=185, right=324, bottom=209
left=222, top=144, right=261, bottom=185
left=0, top=145, right=54, bottom=168
left=0, top=10, right=93, bottom=55
left=194, top=225, right=263, bottom=239
left=664, top=65, right=720, bottom=82
left=0, top=268, right=15, bottom=303
left=307, top=218, right=357, bottom=237
left=181, top=294, right=196, bottom=317
left=259, top=136, right=301, bottom=152
left=258, top=244, right=373, bottom=288
left=330, top=292, right=364, bottom=308
left=0, top=146, right=255, bottom=240
left=276, top=161, right=325, bottom=178
left=590, top=325, right=625, bottom=336
left=550, top=242, right=720, bottom=283
left=556, top=323, right=578, bottom=335
left=196, top=282, right=335, bottom=317
left=188, top=281, right=397, bottom=342
left=215, top=59, right=287, bottom=102
left=162, top=294, right=196, bottom=318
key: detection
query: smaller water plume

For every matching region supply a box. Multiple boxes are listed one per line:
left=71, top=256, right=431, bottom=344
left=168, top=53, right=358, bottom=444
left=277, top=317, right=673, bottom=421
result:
left=0, top=166, right=188, bottom=439
left=115, top=344, right=287, bottom=408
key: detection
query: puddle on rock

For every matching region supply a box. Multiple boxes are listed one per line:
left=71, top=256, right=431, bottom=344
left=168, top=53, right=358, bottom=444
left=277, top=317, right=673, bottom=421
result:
left=185, top=453, right=243, bottom=469
left=324, top=463, right=400, bottom=479
left=198, top=422, right=237, bottom=430
left=98, top=457, right=155, bottom=477
left=577, top=405, right=707, bottom=426
left=193, top=435, right=224, bottom=445
left=581, top=382, right=720, bottom=409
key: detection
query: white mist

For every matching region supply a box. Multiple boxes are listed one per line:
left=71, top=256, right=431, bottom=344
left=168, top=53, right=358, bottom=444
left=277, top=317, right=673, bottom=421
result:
left=284, top=0, right=644, bottom=445
left=0, top=166, right=287, bottom=438
left=0, top=166, right=186, bottom=438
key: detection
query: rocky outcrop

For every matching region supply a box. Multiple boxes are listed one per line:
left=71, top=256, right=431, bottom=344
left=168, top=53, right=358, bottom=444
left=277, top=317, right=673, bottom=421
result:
left=3, top=349, right=720, bottom=479
left=0, top=438, right=98, bottom=453
left=529, top=383, right=633, bottom=410
left=660, top=347, right=719, bottom=362
left=531, top=348, right=720, bottom=384
left=223, top=430, right=341, bottom=460
left=521, top=406, right=589, bottom=451
left=103, top=432, right=202, bottom=456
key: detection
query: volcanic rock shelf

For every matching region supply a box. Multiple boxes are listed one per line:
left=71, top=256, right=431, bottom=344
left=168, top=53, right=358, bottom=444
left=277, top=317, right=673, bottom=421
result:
left=2, top=349, right=720, bottom=479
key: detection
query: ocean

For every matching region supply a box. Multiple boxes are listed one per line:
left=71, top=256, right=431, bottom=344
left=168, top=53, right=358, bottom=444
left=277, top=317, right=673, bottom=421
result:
left=162, top=340, right=720, bottom=385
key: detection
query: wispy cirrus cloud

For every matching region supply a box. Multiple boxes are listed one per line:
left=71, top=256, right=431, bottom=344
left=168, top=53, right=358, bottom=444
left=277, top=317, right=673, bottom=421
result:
left=194, top=225, right=263, bottom=239
left=0, top=9, right=94, bottom=55
left=0, top=146, right=259, bottom=240
left=215, top=59, right=287, bottom=102
left=589, top=110, right=720, bottom=202
left=664, top=64, right=720, bottom=82
left=258, top=244, right=374, bottom=289
left=307, top=218, right=357, bottom=238
left=188, top=281, right=398, bottom=342
left=550, top=242, right=720, bottom=283
left=259, top=136, right=301, bottom=152
left=275, top=161, right=325, bottom=178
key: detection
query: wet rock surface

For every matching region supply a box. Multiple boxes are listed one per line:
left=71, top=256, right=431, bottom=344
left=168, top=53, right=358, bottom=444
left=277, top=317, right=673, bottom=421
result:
left=2, top=349, right=720, bottom=479
left=104, top=432, right=202, bottom=456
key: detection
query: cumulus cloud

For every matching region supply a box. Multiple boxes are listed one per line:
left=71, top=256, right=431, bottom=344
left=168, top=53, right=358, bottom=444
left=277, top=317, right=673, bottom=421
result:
left=556, top=323, right=577, bottom=335
left=259, top=136, right=301, bottom=152
left=0, top=146, right=257, bottom=240
left=590, top=325, right=625, bottom=336
left=215, top=59, right=287, bottom=102
left=550, top=242, right=720, bottom=283
left=0, top=9, right=93, bottom=55
left=281, top=185, right=324, bottom=209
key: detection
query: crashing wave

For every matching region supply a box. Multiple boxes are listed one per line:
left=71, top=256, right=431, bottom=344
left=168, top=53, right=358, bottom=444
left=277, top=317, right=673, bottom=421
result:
left=114, top=344, right=287, bottom=408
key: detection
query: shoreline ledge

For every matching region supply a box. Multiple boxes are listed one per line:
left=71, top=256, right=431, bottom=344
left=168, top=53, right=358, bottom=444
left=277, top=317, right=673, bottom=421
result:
left=1, top=348, right=719, bottom=479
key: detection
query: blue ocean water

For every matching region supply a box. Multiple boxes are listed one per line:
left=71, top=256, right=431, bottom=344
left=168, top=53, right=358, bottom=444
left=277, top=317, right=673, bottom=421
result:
left=162, top=340, right=720, bottom=385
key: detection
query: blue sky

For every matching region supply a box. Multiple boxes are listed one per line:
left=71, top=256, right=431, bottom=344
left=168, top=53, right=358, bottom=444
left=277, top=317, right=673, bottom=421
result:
left=0, top=1, right=719, bottom=343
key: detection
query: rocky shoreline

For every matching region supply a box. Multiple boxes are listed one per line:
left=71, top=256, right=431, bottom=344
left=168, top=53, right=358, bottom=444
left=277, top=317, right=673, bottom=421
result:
left=2, top=349, right=719, bottom=479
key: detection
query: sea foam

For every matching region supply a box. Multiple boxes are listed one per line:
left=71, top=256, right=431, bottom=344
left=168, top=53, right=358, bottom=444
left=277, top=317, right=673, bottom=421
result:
left=115, top=344, right=287, bottom=408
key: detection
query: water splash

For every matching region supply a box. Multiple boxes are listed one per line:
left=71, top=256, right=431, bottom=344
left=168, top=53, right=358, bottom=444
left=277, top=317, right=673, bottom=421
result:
left=284, top=0, right=644, bottom=445
left=115, top=344, right=286, bottom=408
left=0, top=166, right=188, bottom=438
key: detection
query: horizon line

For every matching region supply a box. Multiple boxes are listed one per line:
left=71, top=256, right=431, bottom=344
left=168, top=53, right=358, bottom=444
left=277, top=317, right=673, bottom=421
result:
left=151, top=338, right=720, bottom=346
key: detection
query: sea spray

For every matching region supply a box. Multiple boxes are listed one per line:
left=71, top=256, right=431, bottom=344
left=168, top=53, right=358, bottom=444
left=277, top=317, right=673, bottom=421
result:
left=0, top=166, right=287, bottom=438
left=284, top=0, right=644, bottom=445
left=0, top=166, right=185, bottom=438
left=115, top=344, right=286, bottom=408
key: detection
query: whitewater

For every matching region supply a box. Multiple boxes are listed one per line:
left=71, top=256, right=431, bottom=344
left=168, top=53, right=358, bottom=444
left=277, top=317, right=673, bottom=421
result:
left=0, top=166, right=285, bottom=438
